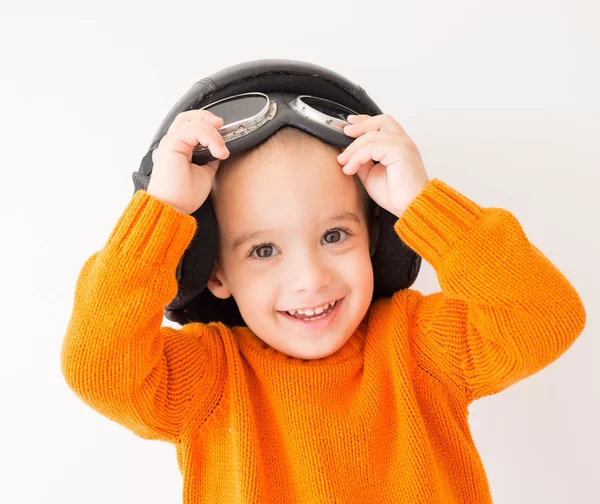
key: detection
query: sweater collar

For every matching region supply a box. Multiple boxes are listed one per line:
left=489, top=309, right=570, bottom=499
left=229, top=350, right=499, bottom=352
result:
left=232, top=314, right=368, bottom=368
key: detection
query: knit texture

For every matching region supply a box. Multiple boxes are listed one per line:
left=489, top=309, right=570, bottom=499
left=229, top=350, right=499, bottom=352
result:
left=61, top=178, right=586, bottom=503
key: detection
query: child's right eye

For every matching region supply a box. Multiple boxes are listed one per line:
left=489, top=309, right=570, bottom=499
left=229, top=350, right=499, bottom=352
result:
left=251, top=242, right=278, bottom=260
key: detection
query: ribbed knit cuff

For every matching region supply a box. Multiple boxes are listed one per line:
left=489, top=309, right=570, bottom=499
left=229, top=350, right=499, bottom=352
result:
left=394, top=178, right=485, bottom=268
left=105, top=190, right=198, bottom=268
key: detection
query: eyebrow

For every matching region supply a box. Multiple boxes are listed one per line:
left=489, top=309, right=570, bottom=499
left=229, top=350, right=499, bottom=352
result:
left=231, top=211, right=362, bottom=250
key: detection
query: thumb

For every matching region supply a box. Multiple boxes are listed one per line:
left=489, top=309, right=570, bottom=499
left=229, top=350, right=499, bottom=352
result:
left=189, top=158, right=221, bottom=198
left=205, top=159, right=220, bottom=171
left=201, top=159, right=221, bottom=180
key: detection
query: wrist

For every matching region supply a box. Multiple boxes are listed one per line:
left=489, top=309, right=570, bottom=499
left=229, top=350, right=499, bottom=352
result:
left=145, top=190, right=188, bottom=215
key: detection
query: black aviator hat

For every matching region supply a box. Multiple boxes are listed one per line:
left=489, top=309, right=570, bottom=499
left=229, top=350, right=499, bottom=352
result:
left=132, top=59, right=422, bottom=327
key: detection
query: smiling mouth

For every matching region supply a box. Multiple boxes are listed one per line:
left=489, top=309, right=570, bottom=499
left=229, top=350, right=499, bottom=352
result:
left=277, top=297, right=344, bottom=322
left=288, top=302, right=336, bottom=320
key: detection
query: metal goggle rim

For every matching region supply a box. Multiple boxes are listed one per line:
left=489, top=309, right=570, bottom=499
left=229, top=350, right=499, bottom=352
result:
left=191, top=92, right=359, bottom=152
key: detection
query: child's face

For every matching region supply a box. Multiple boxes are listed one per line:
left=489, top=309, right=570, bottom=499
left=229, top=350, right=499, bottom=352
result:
left=207, top=136, right=374, bottom=360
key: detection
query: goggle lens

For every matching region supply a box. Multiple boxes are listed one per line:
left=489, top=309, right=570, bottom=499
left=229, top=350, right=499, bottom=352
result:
left=201, top=94, right=268, bottom=127
left=300, top=96, right=357, bottom=121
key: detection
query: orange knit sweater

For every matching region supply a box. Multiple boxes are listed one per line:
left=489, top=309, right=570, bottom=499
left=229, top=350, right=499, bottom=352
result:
left=61, top=178, right=586, bottom=503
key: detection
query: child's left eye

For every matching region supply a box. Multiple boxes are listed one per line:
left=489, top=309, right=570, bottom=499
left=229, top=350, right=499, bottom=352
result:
left=248, top=228, right=351, bottom=261
left=323, top=229, right=346, bottom=244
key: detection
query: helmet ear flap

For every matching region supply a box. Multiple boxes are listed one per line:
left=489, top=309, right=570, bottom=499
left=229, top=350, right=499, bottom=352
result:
left=132, top=172, right=150, bottom=193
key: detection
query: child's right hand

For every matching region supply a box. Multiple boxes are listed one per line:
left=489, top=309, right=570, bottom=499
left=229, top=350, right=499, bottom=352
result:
left=146, top=110, right=230, bottom=215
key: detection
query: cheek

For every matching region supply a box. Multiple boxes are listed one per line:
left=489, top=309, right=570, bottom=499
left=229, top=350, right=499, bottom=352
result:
left=334, top=247, right=374, bottom=294
left=349, top=254, right=374, bottom=290
left=232, top=274, right=277, bottom=312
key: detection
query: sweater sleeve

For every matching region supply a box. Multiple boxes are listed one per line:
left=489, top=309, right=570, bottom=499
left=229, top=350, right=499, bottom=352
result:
left=392, top=178, right=586, bottom=404
left=61, top=190, right=218, bottom=443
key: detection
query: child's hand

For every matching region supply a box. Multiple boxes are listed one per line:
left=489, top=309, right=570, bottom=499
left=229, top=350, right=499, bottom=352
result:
left=146, top=110, right=230, bottom=215
left=336, top=114, right=430, bottom=218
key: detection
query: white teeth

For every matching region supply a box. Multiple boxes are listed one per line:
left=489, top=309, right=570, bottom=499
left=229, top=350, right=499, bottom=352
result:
left=287, top=300, right=336, bottom=317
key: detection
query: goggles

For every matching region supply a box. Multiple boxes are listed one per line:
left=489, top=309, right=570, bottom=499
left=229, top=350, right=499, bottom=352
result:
left=189, top=91, right=360, bottom=166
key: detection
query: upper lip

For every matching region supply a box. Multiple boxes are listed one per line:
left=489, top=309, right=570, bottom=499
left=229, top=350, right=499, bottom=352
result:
left=279, top=297, right=343, bottom=312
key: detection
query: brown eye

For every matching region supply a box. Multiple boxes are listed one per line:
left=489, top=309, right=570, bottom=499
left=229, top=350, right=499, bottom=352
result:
left=256, top=245, right=274, bottom=258
left=324, top=230, right=342, bottom=244
left=249, top=242, right=280, bottom=260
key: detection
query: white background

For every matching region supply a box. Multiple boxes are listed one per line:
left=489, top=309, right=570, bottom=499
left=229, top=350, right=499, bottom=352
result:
left=1, top=1, right=598, bottom=502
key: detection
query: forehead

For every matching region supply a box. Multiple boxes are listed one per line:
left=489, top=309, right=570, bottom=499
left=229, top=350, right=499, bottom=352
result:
left=211, top=138, right=361, bottom=239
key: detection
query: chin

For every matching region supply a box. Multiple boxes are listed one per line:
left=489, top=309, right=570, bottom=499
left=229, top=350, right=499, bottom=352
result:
left=285, top=333, right=350, bottom=360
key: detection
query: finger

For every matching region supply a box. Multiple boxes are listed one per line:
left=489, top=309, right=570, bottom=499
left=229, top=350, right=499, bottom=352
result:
left=342, top=141, right=396, bottom=175
left=346, top=114, right=371, bottom=123
left=345, top=113, right=406, bottom=136
left=342, top=147, right=376, bottom=175
left=168, top=110, right=224, bottom=133
left=161, top=120, right=230, bottom=160
left=177, top=117, right=230, bottom=157
left=178, top=109, right=225, bottom=127
left=183, top=119, right=229, bottom=155
left=337, top=130, right=397, bottom=165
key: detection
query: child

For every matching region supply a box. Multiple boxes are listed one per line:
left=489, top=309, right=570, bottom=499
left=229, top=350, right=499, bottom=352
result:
left=61, top=91, right=586, bottom=502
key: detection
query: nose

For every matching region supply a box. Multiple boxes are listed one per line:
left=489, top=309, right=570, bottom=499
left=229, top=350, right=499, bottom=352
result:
left=288, top=249, right=333, bottom=294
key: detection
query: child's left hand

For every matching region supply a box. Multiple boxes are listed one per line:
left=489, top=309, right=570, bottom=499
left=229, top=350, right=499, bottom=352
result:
left=337, top=114, right=430, bottom=218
